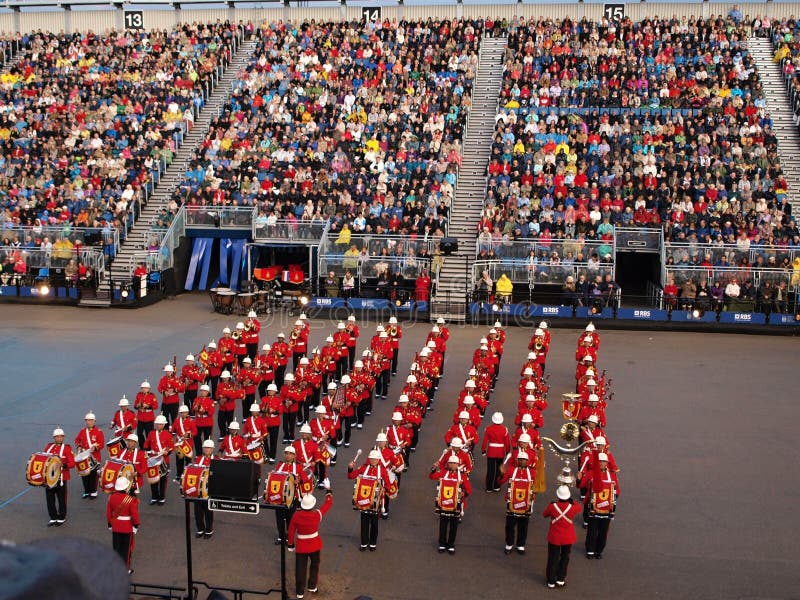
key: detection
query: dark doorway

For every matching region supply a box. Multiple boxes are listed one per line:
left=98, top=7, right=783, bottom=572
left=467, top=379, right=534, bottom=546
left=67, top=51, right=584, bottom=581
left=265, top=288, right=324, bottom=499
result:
left=614, top=252, right=661, bottom=306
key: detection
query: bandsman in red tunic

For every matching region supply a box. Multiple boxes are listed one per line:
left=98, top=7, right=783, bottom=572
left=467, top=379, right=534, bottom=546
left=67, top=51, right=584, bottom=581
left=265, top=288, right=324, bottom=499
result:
left=429, top=456, right=472, bottom=554
left=219, top=421, right=247, bottom=460
left=158, top=363, right=185, bottom=425
left=583, top=453, right=619, bottom=559
left=143, top=415, right=173, bottom=505
left=111, top=396, right=137, bottom=439
left=543, top=486, right=582, bottom=588
left=481, top=412, right=511, bottom=491
left=238, top=357, right=261, bottom=421
left=134, top=380, right=158, bottom=443
left=107, top=476, right=139, bottom=575
left=499, top=451, right=537, bottom=555
left=119, top=434, right=147, bottom=493
left=43, top=427, right=75, bottom=525
left=260, top=383, right=283, bottom=463
left=182, top=354, right=206, bottom=406
left=75, top=412, right=104, bottom=499
left=435, top=437, right=474, bottom=474
left=171, top=404, right=197, bottom=480
left=243, top=310, right=261, bottom=360
left=288, top=491, right=333, bottom=599
left=348, top=450, right=393, bottom=550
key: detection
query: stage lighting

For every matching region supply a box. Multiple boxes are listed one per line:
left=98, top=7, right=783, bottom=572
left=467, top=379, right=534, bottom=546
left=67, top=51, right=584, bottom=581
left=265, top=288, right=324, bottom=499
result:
left=38, top=283, right=50, bottom=296
left=299, top=295, right=309, bottom=306
left=121, top=289, right=129, bottom=299
left=691, top=308, right=703, bottom=319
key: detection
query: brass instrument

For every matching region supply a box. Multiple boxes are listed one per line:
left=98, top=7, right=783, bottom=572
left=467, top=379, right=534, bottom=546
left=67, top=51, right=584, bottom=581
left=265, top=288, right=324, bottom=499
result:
left=389, top=325, right=398, bottom=336
left=232, top=330, right=242, bottom=341
left=290, top=330, right=300, bottom=341
left=534, top=340, right=544, bottom=351
left=244, top=320, right=255, bottom=332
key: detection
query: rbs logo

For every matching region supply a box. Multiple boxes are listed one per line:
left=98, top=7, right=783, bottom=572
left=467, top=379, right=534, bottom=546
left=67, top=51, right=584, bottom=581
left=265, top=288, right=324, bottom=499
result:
left=633, top=310, right=651, bottom=318
left=315, top=298, right=331, bottom=306
left=734, top=313, right=751, bottom=321
left=542, top=307, right=559, bottom=314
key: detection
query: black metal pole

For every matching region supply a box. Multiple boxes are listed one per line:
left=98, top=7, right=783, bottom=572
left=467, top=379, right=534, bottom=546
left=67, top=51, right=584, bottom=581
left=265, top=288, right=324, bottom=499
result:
left=280, top=507, right=288, bottom=600
left=185, top=499, right=193, bottom=600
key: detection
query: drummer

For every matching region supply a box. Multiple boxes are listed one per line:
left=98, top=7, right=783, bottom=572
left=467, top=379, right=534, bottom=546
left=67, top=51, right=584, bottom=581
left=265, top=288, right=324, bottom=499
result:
left=194, top=439, right=215, bottom=539
left=171, top=405, right=197, bottom=481
left=347, top=449, right=393, bottom=551
left=243, top=403, right=268, bottom=449
left=74, top=412, right=104, bottom=499
left=43, top=427, right=75, bottom=526
left=219, top=421, right=247, bottom=460
left=273, top=446, right=312, bottom=545
left=119, top=434, right=148, bottom=493
left=374, top=432, right=404, bottom=518
left=144, top=415, right=174, bottom=505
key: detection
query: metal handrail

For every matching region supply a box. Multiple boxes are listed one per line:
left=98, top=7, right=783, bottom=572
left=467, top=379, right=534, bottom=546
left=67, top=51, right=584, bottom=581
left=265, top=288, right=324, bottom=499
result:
left=0, top=223, right=120, bottom=258
left=185, top=205, right=256, bottom=229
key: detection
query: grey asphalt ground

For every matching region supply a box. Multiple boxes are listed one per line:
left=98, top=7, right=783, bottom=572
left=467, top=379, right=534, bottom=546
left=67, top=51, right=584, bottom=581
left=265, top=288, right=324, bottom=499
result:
left=0, top=295, right=797, bottom=600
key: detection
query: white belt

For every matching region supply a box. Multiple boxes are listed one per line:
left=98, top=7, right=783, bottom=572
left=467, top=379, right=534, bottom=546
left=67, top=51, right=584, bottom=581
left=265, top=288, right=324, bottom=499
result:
left=296, top=532, right=319, bottom=540
left=489, top=443, right=504, bottom=447
left=116, top=516, right=132, bottom=521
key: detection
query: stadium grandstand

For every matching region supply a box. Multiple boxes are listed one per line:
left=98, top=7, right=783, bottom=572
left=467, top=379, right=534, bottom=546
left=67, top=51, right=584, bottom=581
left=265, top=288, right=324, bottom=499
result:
left=0, top=1, right=798, bottom=326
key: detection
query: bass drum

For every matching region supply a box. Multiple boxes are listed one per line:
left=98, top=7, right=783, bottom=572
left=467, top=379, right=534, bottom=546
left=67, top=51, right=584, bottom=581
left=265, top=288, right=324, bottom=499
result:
left=352, top=475, right=383, bottom=512
left=100, top=459, right=135, bottom=493
left=181, top=465, right=210, bottom=499
left=264, top=471, right=295, bottom=508
left=26, top=453, right=61, bottom=488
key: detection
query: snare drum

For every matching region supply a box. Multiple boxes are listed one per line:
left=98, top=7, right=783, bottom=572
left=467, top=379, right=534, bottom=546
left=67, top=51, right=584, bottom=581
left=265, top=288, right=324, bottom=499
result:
left=26, top=453, right=62, bottom=488
left=246, top=441, right=264, bottom=464
left=435, top=479, right=462, bottom=515
left=264, top=471, right=296, bottom=508
left=106, top=436, right=124, bottom=458
left=175, top=439, right=194, bottom=460
left=352, top=475, right=383, bottom=512
left=386, top=470, right=399, bottom=500
left=146, top=456, right=167, bottom=484
left=507, top=479, right=535, bottom=515
left=181, top=465, right=209, bottom=499
left=74, top=450, right=98, bottom=477
left=100, top=459, right=135, bottom=493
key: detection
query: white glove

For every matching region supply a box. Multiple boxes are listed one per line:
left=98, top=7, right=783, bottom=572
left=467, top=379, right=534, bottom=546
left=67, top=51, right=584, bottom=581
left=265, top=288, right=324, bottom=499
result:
left=132, top=527, right=138, bottom=534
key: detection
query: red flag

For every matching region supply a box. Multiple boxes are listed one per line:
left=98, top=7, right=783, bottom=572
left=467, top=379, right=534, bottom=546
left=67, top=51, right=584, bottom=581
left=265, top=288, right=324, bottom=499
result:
left=253, top=266, right=281, bottom=281
left=282, top=270, right=304, bottom=284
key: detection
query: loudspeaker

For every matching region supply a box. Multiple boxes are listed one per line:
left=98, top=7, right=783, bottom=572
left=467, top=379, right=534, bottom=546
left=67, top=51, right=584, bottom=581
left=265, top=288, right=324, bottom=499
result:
left=208, top=459, right=261, bottom=501
left=440, top=237, right=458, bottom=256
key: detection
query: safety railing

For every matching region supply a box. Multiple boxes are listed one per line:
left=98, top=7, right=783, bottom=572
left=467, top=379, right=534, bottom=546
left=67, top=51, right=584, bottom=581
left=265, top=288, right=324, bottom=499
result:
left=664, top=241, right=800, bottom=270
left=475, top=237, right=612, bottom=262
left=0, top=224, right=120, bottom=258
left=0, top=246, right=105, bottom=285
left=614, top=227, right=663, bottom=253
left=320, top=233, right=442, bottom=262
left=186, top=205, right=256, bottom=230
left=472, top=258, right=615, bottom=288
left=252, top=217, right=330, bottom=244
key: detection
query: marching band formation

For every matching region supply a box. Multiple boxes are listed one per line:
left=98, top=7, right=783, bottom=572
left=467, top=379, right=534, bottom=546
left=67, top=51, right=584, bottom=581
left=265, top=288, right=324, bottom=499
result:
left=24, top=313, right=620, bottom=591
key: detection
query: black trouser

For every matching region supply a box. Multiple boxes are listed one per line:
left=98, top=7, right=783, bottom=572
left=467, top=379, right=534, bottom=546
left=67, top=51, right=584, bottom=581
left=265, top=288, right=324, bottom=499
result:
left=258, top=380, right=269, bottom=399
left=209, top=375, right=220, bottom=400
left=282, top=412, right=297, bottom=442
left=504, top=514, right=530, bottom=548
left=585, top=516, right=611, bottom=556
left=137, top=421, right=154, bottom=445
left=275, top=365, right=287, bottom=389
left=376, top=370, right=390, bottom=397
left=348, top=346, right=356, bottom=370
left=438, top=514, right=459, bottom=549
left=196, top=427, right=212, bottom=456
left=546, top=543, right=573, bottom=584
left=150, top=476, right=167, bottom=502
left=46, top=482, right=67, bottom=520
left=217, top=409, right=233, bottom=439
left=267, top=425, right=279, bottom=460
left=302, top=398, right=315, bottom=424
left=315, top=461, right=327, bottom=483
left=360, top=511, right=379, bottom=547
left=276, top=506, right=296, bottom=542
left=295, top=550, right=320, bottom=597
left=340, top=417, right=353, bottom=445
left=195, top=501, right=214, bottom=533
left=411, top=425, right=420, bottom=449
left=185, top=388, right=197, bottom=406
left=243, top=394, right=255, bottom=421
left=336, top=358, right=347, bottom=379
left=391, top=351, right=398, bottom=375
left=247, top=343, right=258, bottom=360
left=356, top=401, right=369, bottom=426
left=81, top=471, right=98, bottom=495
left=175, top=455, right=190, bottom=480
left=162, top=403, right=179, bottom=426
left=293, top=352, right=304, bottom=371
left=112, top=531, right=133, bottom=568
left=486, top=457, right=502, bottom=491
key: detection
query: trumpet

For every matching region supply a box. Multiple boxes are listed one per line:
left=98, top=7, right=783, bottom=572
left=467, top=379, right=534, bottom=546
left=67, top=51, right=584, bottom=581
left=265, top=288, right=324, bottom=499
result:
left=232, top=330, right=242, bottom=341
left=290, top=330, right=300, bottom=341
left=244, top=320, right=255, bottom=332
left=389, top=325, right=398, bottom=336
left=535, top=341, right=544, bottom=351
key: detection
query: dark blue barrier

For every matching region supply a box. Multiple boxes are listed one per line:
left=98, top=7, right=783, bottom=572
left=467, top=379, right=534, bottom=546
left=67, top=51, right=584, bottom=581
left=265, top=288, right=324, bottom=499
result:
left=348, top=298, right=390, bottom=311
left=770, top=313, right=800, bottom=326
left=576, top=307, right=614, bottom=319
left=310, top=297, right=346, bottom=309
left=0, top=286, right=15, bottom=297
left=528, top=305, right=572, bottom=318
left=616, top=308, right=669, bottom=321
left=670, top=311, right=718, bottom=323
left=395, top=301, right=428, bottom=312
left=470, top=302, right=528, bottom=317
left=718, top=312, right=767, bottom=325
left=69, top=288, right=80, bottom=299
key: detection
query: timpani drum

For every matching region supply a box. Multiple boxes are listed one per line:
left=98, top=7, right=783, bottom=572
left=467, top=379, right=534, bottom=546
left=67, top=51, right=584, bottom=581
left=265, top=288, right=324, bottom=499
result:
left=217, top=291, right=236, bottom=314
left=237, top=292, right=256, bottom=314
left=26, top=453, right=62, bottom=488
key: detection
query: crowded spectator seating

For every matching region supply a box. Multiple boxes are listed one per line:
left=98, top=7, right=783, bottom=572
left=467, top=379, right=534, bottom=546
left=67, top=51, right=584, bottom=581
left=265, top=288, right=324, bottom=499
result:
left=0, top=23, right=240, bottom=261
left=480, top=16, right=797, bottom=277
left=772, top=19, right=800, bottom=129
left=1, top=245, right=105, bottom=289
left=170, top=18, right=481, bottom=242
